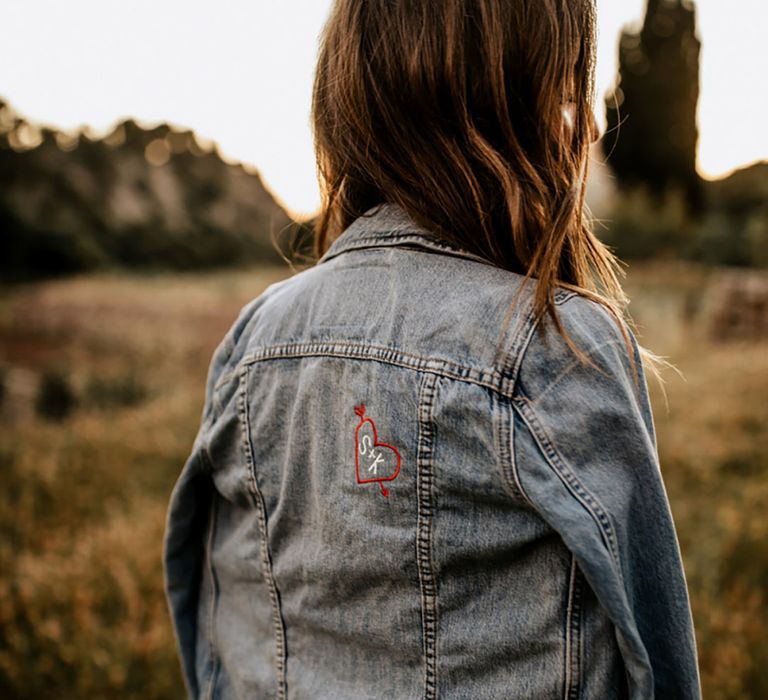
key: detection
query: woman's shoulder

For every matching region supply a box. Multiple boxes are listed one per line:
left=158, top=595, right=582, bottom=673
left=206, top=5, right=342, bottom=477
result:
left=555, top=290, right=633, bottom=351
left=517, top=289, right=640, bottom=401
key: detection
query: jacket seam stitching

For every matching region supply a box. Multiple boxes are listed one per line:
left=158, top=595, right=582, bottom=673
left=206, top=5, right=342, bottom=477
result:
left=575, top=566, right=585, bottom=700
left=556, top=291, right=580, bottom=306
left=497, top=292, right=572, bottom=398
left=495, top=304, right=547, bottom=508
left=241, top=342, right=509, bottom=396
left=504, top=290, right=612, bottom=404
left=416, top=372, right=439, bottom=699
left=564, top=552, right=584, bottom=700
left=384, top=242, right=498, bottom=267
left=219, top=289, right=577, bottom=401
left=320, top=231, right=476, bottom=260
left=494, top=291, right=538, bottom=379
left=496, top=394, right=537, bottom=508
left=512, top=397, right=626, bottom=589
left=238, top=364, right=288, bottom=699
left=202, top=489, right=221, bottom=700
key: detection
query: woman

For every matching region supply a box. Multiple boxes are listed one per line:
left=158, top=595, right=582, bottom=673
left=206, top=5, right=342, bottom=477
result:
left=163, top=1, right=702, bottom=698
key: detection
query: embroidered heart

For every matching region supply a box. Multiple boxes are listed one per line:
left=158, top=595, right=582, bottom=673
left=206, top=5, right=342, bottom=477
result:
left=354, top=402, right=401, bottom=497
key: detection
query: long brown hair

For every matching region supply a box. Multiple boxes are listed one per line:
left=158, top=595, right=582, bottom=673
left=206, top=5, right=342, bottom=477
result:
left=311, top=0, right=671, bottom=393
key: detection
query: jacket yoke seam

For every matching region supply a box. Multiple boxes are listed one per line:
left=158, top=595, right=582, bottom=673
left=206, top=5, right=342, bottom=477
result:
left=240, top=341, right=511, bottom=397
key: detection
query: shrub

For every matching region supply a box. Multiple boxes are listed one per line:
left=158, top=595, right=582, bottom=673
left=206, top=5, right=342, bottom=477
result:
left=34, top=370, right=77, bottom=422
left=599, top=185, right=768, bottom=269
left=598, top=185, right=693, bottom=260
left=84, top=371, right=148, bottom=411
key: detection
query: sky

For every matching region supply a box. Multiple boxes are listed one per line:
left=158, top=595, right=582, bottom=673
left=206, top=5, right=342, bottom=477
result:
left=1, top=0, right=766, bottom=219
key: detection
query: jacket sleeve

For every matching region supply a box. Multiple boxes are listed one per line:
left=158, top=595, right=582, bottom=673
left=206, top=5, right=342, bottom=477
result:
left=510, top=295, right=702, bottom=700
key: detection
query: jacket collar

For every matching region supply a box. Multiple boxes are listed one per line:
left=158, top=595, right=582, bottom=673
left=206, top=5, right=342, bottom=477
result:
left=316, top=202, right=494, bottom=267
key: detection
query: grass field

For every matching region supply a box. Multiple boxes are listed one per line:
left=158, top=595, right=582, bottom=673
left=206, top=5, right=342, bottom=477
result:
left=0, top=260, right=765, bottom=699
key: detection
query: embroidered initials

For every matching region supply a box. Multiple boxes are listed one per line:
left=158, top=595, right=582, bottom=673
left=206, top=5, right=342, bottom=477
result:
left=354, top=403, right=402, bottom=497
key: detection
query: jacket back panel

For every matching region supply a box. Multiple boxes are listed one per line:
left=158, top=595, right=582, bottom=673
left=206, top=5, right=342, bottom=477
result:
left=163, top=204, right=701, bottom=700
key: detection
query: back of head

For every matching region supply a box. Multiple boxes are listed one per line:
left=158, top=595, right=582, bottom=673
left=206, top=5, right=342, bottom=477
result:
left=312, top=0, right=666, bottom=389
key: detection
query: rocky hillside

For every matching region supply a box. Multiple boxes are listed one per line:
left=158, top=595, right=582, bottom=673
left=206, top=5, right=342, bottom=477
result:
left=0, top=97, right=297, bottom=281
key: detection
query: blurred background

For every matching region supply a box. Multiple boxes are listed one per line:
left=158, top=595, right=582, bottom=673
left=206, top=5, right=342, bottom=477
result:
left=1, top=1, right=766, bottom=697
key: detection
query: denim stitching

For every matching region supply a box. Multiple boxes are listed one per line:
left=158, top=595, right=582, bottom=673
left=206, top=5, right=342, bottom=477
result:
left=576, top=568, right=585, bottom=700
left=496, top=393, right=537, bottom=509
left=320, top=231, right=492, bottom=266
left=416, top=372, right=439, bottom=699
left=512, top=396, right=626, bottom=589
left=238, top=365, right=288, bottom=699
left=242, top=341, right=508, bottom=396
left=495, top=305, right=543, bottom=509
left=563, top=553, right=574, bottom=700
left=494, top=286, right=578, bottom=383
left=501, top=301, right=541, bottom=393
left=564, top=552, right=584, bottom=700
left=202, top=492, right=220, bottom=700
left=354, top=402, right=402, bottom=497
left=220, top=289, right=581, bottom=401
left=385, top=241, right=501, bottom=268
left=556, top=291, right=580, bottom=306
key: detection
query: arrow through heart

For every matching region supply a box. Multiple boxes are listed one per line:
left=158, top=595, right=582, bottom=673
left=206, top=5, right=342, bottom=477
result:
left=354, top=403, right=401, bottom=497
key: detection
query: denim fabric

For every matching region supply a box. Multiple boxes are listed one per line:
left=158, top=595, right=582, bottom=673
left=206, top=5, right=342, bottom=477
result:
left=163, top=202, right=702, bottom=699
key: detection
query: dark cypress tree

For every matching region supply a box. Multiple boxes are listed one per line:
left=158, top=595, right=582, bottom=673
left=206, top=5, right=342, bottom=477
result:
left=605, top=0, right=703, bottom=213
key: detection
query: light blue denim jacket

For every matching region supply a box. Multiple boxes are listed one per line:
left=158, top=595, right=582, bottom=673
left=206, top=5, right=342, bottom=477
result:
left=163, top=203, right=702, bottom=699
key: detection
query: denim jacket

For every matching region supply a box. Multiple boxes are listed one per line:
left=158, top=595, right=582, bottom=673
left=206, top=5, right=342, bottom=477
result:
left=163, top=202, right=702, bottom=700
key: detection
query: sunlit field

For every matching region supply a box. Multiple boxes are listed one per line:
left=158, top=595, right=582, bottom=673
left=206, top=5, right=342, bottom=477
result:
left=1, top=261, right=765, bottom=699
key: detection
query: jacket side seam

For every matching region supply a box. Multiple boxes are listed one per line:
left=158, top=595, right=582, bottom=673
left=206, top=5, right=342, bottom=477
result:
left=563, top=552, right=584, bottom=700
left=512, top=397, right=626, bottom=589
left=202, top=489, right=221, bottom=700
left=416, top=372, right=440, bottom=700
left=238, top=364, right=288, bottom=699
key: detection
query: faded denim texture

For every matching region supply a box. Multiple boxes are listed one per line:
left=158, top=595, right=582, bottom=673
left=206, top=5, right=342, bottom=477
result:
left=163, top=203, right=702, bottom=699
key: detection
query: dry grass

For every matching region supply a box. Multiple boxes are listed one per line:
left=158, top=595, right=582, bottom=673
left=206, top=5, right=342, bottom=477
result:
left=624, top=260, right=768, bottom=700
left=0, top=261, right=765, bottom=699
left=0, top=266, right=288, bottom=699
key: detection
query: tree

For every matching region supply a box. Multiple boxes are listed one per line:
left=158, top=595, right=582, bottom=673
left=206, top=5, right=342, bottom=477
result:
left=605, top=0, right=703, bottom=213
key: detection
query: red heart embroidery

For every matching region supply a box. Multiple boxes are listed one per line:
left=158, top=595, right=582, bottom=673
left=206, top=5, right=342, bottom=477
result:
left=354, top=403, right=401, bottom=497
